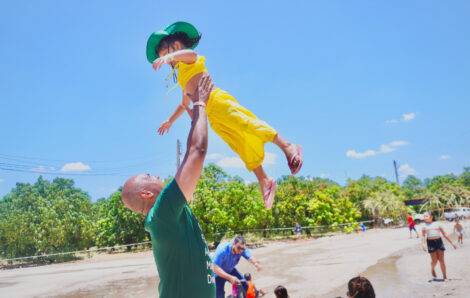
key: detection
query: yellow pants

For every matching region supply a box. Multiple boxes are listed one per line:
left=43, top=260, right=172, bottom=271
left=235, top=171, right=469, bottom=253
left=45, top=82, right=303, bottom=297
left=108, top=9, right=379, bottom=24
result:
left=206, top=88, right=277, bottom=171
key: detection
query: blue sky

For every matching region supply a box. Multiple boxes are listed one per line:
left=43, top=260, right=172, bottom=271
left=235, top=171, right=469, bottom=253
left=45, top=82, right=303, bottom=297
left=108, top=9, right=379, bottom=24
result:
left=1, top=1, right=469, bottom=200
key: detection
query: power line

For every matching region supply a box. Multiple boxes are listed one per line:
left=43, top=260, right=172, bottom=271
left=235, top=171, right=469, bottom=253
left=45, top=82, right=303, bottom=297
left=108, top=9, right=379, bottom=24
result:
left=0, top=152, right=173, bottom=177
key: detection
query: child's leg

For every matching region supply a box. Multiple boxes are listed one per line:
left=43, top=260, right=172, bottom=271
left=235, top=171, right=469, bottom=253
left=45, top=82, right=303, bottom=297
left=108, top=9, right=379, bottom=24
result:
left=430, top=252, right=438, bottom=278
left=253, top=165, right=276, bottom=209
left=272, top=134, right=302, bottom=173
left=253, top=165, right=272, bottom=194
left=436, top=250, right=447, bottom=280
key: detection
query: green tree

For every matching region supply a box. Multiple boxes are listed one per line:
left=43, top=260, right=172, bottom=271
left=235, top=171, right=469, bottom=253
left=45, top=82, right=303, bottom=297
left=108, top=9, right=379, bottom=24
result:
left=460, top=167, right=470, bottom=187
left=402, top=175, right=427, bottom=199
left=0, top=177, right=94, bottom=259
left=93, top=188, right=148, bottom=248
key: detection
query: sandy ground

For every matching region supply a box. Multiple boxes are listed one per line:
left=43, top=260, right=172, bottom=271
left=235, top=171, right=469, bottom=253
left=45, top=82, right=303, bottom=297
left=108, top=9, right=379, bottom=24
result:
left=0, top=220, right=469, bottom=298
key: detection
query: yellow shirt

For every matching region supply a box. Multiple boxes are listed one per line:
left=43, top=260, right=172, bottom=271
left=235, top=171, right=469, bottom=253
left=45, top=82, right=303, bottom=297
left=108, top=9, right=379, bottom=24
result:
left=175, top=56, right=208, bottom=90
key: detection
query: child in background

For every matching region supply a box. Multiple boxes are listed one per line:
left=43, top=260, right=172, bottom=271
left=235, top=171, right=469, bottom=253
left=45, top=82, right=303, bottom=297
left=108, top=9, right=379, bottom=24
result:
left=274, top=285, right=289, bottom=298
left=408, top=212, right=419, bottom=238
left=422, top=211, right=457, bottom=281
left=293, top=222, right=302, bottom=240
left=347, top=276, right=375, bottom=298
left=244, top=273, right=266, bottom=298
left=454, top=218, right=463, bottom=244
left=147, top=22, right=303, bottom=210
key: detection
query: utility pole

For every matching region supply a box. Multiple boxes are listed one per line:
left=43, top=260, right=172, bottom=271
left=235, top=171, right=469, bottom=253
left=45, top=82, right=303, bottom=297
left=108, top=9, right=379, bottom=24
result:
left=176, top=139, right=182, bottom=171
left=393, top=160, right=400, bottom=185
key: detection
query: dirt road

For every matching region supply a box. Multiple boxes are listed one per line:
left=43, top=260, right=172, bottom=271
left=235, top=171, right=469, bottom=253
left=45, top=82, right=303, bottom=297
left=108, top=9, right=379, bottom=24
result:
left=1, top=221, right=468, bottom=297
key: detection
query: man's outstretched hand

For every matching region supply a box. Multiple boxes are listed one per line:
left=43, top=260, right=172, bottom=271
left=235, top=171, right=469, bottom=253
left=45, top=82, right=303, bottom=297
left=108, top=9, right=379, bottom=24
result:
left=188, top=74, right=214, bottom=104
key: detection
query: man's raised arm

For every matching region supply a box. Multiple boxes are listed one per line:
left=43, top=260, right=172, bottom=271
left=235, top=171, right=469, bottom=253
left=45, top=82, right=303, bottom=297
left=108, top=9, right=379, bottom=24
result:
left=175, top=75, right=214, bottom=202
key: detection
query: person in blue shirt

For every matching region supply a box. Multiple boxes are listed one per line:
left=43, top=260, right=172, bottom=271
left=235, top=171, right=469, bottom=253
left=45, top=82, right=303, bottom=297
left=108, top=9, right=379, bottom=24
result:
left=212, top=236, right=262, bottom=298
left=361, top=223, right=366, bottom=232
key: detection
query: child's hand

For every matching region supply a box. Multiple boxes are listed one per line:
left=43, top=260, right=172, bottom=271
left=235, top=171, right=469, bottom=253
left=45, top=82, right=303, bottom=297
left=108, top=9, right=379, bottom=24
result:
left=153, top=55, right=173, bottom=71
left=157, top=120, right=172, bottom=135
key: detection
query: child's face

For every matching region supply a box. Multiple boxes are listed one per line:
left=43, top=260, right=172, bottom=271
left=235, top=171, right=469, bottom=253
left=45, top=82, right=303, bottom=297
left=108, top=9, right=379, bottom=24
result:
left=157, top=41, right=183, bottom=67
left=424, top=213, right=432, bottom=223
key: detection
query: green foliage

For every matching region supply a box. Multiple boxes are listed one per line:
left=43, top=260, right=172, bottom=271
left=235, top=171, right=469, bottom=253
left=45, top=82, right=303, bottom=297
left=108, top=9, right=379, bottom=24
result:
left=402, top=175, right=426, bottom=198
left=420, top=184, right=470, bottom=218
left=93, top=188, right=148, bottom=247
left=343, top=175, right=405, bottom=219
left=2, top=165, right=469, bottom=259
left=191, top=166, right=360, bottom=244
left=0, top=177, right=94, bottom=259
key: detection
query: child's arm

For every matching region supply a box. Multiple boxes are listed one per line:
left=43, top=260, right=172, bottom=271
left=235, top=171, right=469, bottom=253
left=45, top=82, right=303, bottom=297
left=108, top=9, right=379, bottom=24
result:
left=157, top=103, right=186, bottom=135
left=153, top=50, right=197, bottom=70
left=421, top=228, right=427, bottom=251
left=183, top=93, right=193, bottom=120
left=440, top=226, right=457, bottom=249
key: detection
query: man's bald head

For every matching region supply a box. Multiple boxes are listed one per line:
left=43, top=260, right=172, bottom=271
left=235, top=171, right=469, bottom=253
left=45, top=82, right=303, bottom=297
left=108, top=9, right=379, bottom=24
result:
left=121, top=174, right=164, bottom=215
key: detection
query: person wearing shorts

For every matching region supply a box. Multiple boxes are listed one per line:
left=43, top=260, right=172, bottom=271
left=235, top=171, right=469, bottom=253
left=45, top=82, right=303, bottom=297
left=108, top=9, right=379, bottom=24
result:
left=421, top=212, right=457, bottom=282
left=408, top=213, right=419, bottom=238
left=454, top=219, right=463, bottom=244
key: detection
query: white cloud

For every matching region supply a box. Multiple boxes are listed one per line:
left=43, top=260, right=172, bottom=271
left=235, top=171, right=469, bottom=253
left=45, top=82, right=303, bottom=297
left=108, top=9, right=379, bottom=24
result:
left=207, top=153, right=221, bottom=160
left=346, top=149, right=376, bottom=158
left=398, top=164, right=416, bottom=177
left=263, top=152, right=277, bottom=165
left=0, top=178, right=4, bottom=183
left=389, top=140, right=408, bottom=147
left=31, top=166, right=56, bottom=172
left=402, top=113, right=416, bottom=121
left=380, top=144, right=396, bottom=153
left=440, top=155, right=452, bottom=160
left=387, top=112, right=416, bottom=124
left=61, top=162, right=92, bottom=172
left=346, top=141, right=409, bottom=159
left=217, top=157, right=245, bottom=169
left=320, top=173, right=329, bottom=178
left=244, top=180, right=252, bottom=186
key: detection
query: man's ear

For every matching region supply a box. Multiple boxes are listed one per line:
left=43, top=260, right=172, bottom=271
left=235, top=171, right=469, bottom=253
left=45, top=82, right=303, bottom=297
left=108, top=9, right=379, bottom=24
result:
left=139, top=190, right=154, bottom=200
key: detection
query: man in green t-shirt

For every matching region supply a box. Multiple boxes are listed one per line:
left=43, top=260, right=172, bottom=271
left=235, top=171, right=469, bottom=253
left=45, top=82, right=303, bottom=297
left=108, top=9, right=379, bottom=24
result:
left=121, top=75, right=216, bottom=298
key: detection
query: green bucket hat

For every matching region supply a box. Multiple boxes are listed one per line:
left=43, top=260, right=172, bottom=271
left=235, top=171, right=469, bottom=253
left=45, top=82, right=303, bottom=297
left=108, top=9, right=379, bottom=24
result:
left=146, top=21, right=200, bottom=63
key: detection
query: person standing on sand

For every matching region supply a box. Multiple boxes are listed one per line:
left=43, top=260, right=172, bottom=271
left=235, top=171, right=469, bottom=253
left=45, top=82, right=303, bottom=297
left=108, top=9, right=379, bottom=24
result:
left=408, top=212, right=419, bottom=238
left=454, top=218, right=463, bottom=244
left=293, top=222, right=302, bottom=240
left=421, top=211, right=457, bottom=282
left=121, top=75, right=216, bottom=298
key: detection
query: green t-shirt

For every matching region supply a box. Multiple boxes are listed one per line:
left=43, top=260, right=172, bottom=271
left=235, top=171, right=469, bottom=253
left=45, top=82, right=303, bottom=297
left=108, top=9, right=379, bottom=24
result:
left=145, top=178, right=215, bottom=298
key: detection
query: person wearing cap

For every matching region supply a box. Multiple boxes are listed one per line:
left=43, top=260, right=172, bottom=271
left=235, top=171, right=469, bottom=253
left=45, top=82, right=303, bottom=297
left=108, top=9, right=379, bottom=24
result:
left=121, top=75, right=216, bottom=297
left=147, top=21, right=303, bottom=210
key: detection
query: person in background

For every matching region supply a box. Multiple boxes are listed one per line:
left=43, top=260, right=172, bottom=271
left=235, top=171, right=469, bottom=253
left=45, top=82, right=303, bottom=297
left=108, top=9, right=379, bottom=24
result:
left=422, top=211, right=457, bottom=281
left=244, top=273, right=266, bottom=298
left=453, top=218, right=463, bottom=244
left=347, top=276, right=375, bottom=298
left=408, top=212, right=419, bottom=238
left=274, top=285, right=289, bottom=298
left=293, top=222, right=302, bottom=240
left=212, top=236, right=262, bottom=298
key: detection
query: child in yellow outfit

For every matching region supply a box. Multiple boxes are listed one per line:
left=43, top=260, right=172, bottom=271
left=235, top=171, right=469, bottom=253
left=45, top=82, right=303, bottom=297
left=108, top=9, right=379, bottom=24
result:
left=147, top=22, right=303, bottom=209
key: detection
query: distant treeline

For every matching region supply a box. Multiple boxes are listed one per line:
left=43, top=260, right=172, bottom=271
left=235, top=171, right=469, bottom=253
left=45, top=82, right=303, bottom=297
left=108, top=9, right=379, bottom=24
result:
left=1, top=164, right=469, bottom=260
